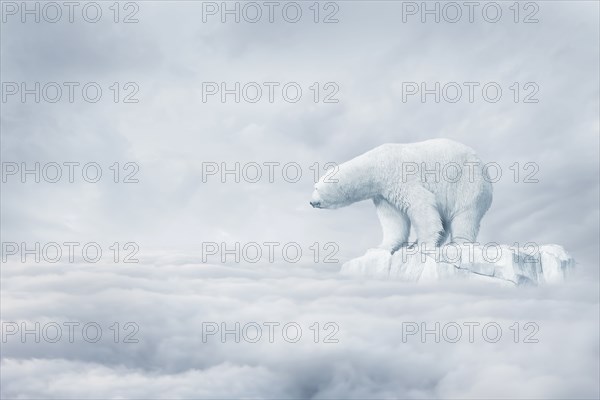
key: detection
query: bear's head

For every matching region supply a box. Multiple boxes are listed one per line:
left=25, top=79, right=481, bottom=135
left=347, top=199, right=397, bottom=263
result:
left=310, top=153, right=382, bottom=209
left=310, top=179, right=351, bottom=209
left=310, top=166, right=365, bottom=209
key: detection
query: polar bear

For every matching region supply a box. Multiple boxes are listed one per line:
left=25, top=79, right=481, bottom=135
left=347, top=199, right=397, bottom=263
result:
left=310, top=139, right=493, bottom=253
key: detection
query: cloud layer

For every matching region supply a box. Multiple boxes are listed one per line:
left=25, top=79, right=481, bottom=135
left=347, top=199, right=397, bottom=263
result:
left=2, top=261, right=599, bottom=399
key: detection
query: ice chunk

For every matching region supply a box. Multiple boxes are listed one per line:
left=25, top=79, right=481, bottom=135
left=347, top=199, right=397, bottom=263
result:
left=340, top=248, right=392, bottom=279
left=340, top=244, right=575, bottom=286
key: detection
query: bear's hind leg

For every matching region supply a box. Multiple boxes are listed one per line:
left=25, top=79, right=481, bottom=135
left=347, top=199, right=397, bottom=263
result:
left=403, top=187, right=445, bottom=249
left=450, top=210, right=481, bottom=243
left=374, top=196, right=410, bottom=254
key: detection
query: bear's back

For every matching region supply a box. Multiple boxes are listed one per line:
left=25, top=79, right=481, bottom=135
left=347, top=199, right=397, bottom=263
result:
left=373, top=138, right=477, bottom=163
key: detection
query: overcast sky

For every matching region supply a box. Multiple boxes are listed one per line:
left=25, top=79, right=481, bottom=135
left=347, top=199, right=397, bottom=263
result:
left=1, top=1, right=599, bottom=398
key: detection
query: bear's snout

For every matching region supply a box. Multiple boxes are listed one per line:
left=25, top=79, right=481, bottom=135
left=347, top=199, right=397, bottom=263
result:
left=310, top=190, right=323, bottom=208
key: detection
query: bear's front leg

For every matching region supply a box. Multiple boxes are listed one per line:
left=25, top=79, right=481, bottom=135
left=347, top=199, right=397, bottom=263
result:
left=373, top=196, right=411, bottom=254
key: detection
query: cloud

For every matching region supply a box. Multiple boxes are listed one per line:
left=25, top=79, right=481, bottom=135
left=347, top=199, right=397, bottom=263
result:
left=1, top=261, right=599, bottom=398
left=1, top=1, right=599, bottom=398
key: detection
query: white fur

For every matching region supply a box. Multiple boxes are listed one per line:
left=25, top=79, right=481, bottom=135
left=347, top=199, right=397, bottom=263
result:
left=311, top=139, right=493, bottom=253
